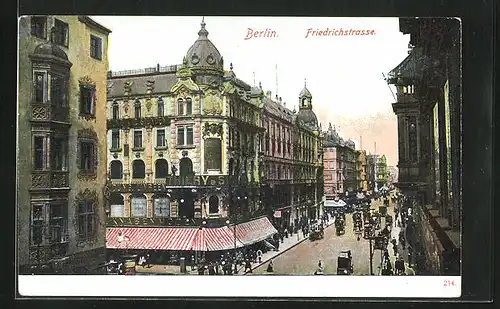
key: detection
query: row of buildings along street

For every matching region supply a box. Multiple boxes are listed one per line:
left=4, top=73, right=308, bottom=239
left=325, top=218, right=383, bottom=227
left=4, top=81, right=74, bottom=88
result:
left=17, top=16, right=460, bottom=276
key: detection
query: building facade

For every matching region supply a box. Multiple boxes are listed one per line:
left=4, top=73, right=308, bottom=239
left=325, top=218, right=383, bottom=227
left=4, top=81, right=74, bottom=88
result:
left=105, top=20, right=323, bottom=256
left=387, top=17, right=461, bottom=275
left=376, top=154, right=388, bottom=188
left=261, top=85, right=324, bottom=229
left=17, top=16, right=111, bottom=274
left=356, top=150, right=368, bottom=191
left=322, top=123, right=357, bottom=195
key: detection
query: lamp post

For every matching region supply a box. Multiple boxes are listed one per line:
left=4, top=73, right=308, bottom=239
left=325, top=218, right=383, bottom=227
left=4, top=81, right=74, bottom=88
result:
left=360, top=223, right=375, bottom=275
left=225, top=219, right=238, bottom=275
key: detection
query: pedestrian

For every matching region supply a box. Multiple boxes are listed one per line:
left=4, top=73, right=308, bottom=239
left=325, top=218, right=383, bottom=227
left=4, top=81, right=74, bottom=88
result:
left=266, top=260, right=274, bottom=273
left=383, top=249, right=389, bottom=263
left=244, top=258, right=252, bottom=273
left=257, top=249, right=263, bottom=263
left=222, top=261, right=227, bottom=275
left=408, top=245, right=413, bottom=267
left=208, top=263, right=215, bottom=275
left=391, top=238, right=398, bottom=256
left=314, top=260, right=324, bottom=275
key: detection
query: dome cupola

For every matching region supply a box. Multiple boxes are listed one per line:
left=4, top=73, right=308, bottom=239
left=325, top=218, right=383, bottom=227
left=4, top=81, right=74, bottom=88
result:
left=185, top=17, right=224, bottom=74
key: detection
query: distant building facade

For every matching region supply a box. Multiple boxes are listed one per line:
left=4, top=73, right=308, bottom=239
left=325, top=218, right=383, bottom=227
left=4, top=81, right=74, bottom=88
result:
left=356, top=150, right=368, bottom=191
left=17, top=16, right=111, bottom=274
left=322, top=123, right=357, bottom=195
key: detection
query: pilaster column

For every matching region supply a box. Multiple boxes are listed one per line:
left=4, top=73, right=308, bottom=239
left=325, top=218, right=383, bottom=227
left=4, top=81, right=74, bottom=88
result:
left=123, top=193, right=131, bottom=217
left=171, top=200, right=178, bottom=218
left=194, top=199, right=202, bottom=219
left=123, top=129, right=130, bottom=181
left=145, top=127, right=153, bottom=183
left=146, top=193, right=153, bottom=217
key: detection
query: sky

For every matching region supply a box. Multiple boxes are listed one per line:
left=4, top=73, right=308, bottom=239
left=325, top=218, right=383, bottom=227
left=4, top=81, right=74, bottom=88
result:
left=92, top=16, right=410, bottom=166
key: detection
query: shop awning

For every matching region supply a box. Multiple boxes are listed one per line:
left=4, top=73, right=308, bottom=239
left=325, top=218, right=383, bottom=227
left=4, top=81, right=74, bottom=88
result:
left=235, top=216, right=278, bottom=246
left=106, top=227, right=199, bottom=251
left=325, top=199, right=347, bottom=207
left=201, top=226, right=245, bottom=251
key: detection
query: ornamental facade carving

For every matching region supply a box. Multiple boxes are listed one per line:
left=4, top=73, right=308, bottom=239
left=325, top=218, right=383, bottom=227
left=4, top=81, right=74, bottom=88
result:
left=202, top=123, right=223, bottom=138
left=202, top=92, right=222, bottom=115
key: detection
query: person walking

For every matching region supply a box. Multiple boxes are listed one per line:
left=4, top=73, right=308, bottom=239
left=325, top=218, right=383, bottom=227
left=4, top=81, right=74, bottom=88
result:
left=314, top=260, right=324, bottom=275
left=266, top=260, right=274, bottom=273
left=391, top=238, right=398, bottom=256
left=257, top=249, right=263, bottom=263
left=400, top=232, right=406, bottom=249
left=244, top=258, right=252, bottom=273
left=408, top=245, right=413, bottom=267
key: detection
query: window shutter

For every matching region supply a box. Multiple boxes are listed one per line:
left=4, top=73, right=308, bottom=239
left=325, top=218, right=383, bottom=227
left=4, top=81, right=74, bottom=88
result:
left=91, top=88, right=96, bottom=115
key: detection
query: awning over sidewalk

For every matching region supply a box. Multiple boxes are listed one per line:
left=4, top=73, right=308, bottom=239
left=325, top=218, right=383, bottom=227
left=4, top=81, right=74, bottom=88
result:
left=106, top=216, right=278, bottom=252
left=201, top=226, right=245, bottom=251
left=235, top=216, right=278, bottom=246
left=106, top=227, right=199, bottom=251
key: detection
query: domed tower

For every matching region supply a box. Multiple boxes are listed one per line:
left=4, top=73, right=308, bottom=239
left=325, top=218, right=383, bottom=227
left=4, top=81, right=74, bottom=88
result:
left=184, top=17, right=224, bottom=86
left=296, top=79, right=319, bottom=131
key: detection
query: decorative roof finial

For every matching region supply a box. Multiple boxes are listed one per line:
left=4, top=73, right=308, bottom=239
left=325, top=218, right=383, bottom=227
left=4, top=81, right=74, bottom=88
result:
left=198, top=16, right=209, bottom=38
left=304, top=78, right=307, bottom=87
left=230, top=62, right=233, bottom=71
left=259, top=81, right=262, bottom=89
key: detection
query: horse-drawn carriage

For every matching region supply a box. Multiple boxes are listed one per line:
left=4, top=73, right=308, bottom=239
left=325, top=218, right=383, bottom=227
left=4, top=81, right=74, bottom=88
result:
left=309, top=223, right=324, bottom=241
left=352, top=212, right=363, bottom=232
left=335, top=216, right=346, bottom=235
left=337, top=250, right=353, bottom=275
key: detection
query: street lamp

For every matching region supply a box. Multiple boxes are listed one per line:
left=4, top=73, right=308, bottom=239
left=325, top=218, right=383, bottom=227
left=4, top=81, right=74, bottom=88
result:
left=360, top=223, right=375, bottom=275
left=225, top=219, right=238, bottom=275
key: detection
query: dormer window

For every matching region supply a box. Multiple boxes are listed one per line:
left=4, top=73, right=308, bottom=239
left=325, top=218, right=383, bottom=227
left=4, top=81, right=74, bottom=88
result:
left=157, top=97, right=164, bottom=117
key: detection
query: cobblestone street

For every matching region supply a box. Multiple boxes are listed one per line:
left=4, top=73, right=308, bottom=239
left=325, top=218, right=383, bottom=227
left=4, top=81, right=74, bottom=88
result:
left=250, top=201, right=390, bottom=276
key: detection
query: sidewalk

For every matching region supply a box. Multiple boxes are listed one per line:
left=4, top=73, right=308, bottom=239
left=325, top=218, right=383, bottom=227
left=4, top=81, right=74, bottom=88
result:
left=134, top=216, right=336, bottom=276
left=241, top=217, right=337, bottom=275
left=384, top=200, right=415, bottom=275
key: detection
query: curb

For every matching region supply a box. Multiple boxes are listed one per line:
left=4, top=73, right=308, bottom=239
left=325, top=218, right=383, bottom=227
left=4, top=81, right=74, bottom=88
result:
left=242, top=221, right=336, bottom=275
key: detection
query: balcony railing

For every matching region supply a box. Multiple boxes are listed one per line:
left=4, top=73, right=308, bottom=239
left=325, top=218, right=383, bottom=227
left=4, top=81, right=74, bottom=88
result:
left=31, top=103, right=69, bottom=123
left=31, top=171, right=69, bottom=189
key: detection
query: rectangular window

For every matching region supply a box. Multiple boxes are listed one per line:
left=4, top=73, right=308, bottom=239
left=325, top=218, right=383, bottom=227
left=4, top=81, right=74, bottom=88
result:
left=80, top=86, right=95, bottom=115
left=154, top=197, right=170, bottom=217
left=186, top=126, right=194, bottom=145
left=78, top=201, right=94, bottom=239
left=31, top=16, right=47, bottom=39
left=34, top=136, right=45, bottom=170
left=31, top=204, right=44, bottom=245
left=54, top=19, right=69, bottom=47
left=177, top=126, right=184, bottom=145
left=157, top=129, right=166, bottom=147
left=50, top=74, right=66, bottom=106
left=133, top=130, right=143, bottom=148
left=131, top=197, right=147, bottom=217
left=204, top=138, right=222, bottom=171
left=90, top=35, right=102, bottom=60
left=49, top=203, right=66, bottom=243
left=80, top=141, right=94, bottom=170
left=34, top=71, right=47, bottom=103
left=176, top=126, right=194, bottom=146
left=111, top=130, right=120, bottom=149
left=51, top=136, right=67, bottom=171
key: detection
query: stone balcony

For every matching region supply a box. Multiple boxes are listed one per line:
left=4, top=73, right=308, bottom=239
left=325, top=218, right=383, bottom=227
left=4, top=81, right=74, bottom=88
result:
left=31, top=170, right=69, bottom=189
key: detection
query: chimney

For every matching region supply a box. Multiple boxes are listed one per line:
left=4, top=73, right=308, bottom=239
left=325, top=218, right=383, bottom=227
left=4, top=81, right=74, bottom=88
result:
left=266, top=90, right=272, bottom=98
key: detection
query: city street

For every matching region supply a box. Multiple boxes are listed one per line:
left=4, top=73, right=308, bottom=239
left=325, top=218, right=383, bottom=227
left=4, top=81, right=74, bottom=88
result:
left=250, top=202, right=387, bottom=276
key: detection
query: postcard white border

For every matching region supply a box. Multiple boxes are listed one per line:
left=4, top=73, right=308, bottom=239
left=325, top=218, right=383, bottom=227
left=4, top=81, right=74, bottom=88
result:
left=18, top=275, right=461, bottom=298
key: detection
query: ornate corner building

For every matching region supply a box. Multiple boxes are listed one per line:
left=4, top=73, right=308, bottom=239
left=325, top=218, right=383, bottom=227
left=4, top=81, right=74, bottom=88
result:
left=387, top=18, right=461, bottom=275
left=17, top=16, right=111, bottom=273
left=104, top=20, right=324, bottom=254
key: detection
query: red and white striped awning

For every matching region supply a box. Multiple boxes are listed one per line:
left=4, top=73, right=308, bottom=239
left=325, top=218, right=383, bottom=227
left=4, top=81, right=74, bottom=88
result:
left=106, top=227, right=199, bottom=251
left=235, top=217, right=278, bottom=246
left=202, top=226, right=245, bottom=251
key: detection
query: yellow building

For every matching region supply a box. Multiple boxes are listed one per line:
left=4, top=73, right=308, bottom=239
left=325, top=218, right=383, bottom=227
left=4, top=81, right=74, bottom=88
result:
left=17, top=16, right=111, bottom=274
left=356, top=150, right=368, bottom=191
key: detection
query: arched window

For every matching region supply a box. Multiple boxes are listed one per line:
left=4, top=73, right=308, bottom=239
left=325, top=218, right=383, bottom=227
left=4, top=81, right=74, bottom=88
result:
left=131, top=195, right=147, bottom=217
left=208, top=195, right=219, bottom=214
left=110, top=160, right=123, bottom=179
left=153, top=195, right=170, bottom=217
left=185, top=98, right=193, bottom=115
left=155, top=159, right=169, bottom=178
left=110, top=194, right=124, bottom=217
left=177, top=98, right=184, bottom=115
left=157, top=97, right=164, bottom=117
left=179, top=157, right=193, bottom=185
left=132, top=160, right=145, bottom=179
left=112, top=102, right=119, bottom=119
left=134, top=100, right=141, bottom=118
